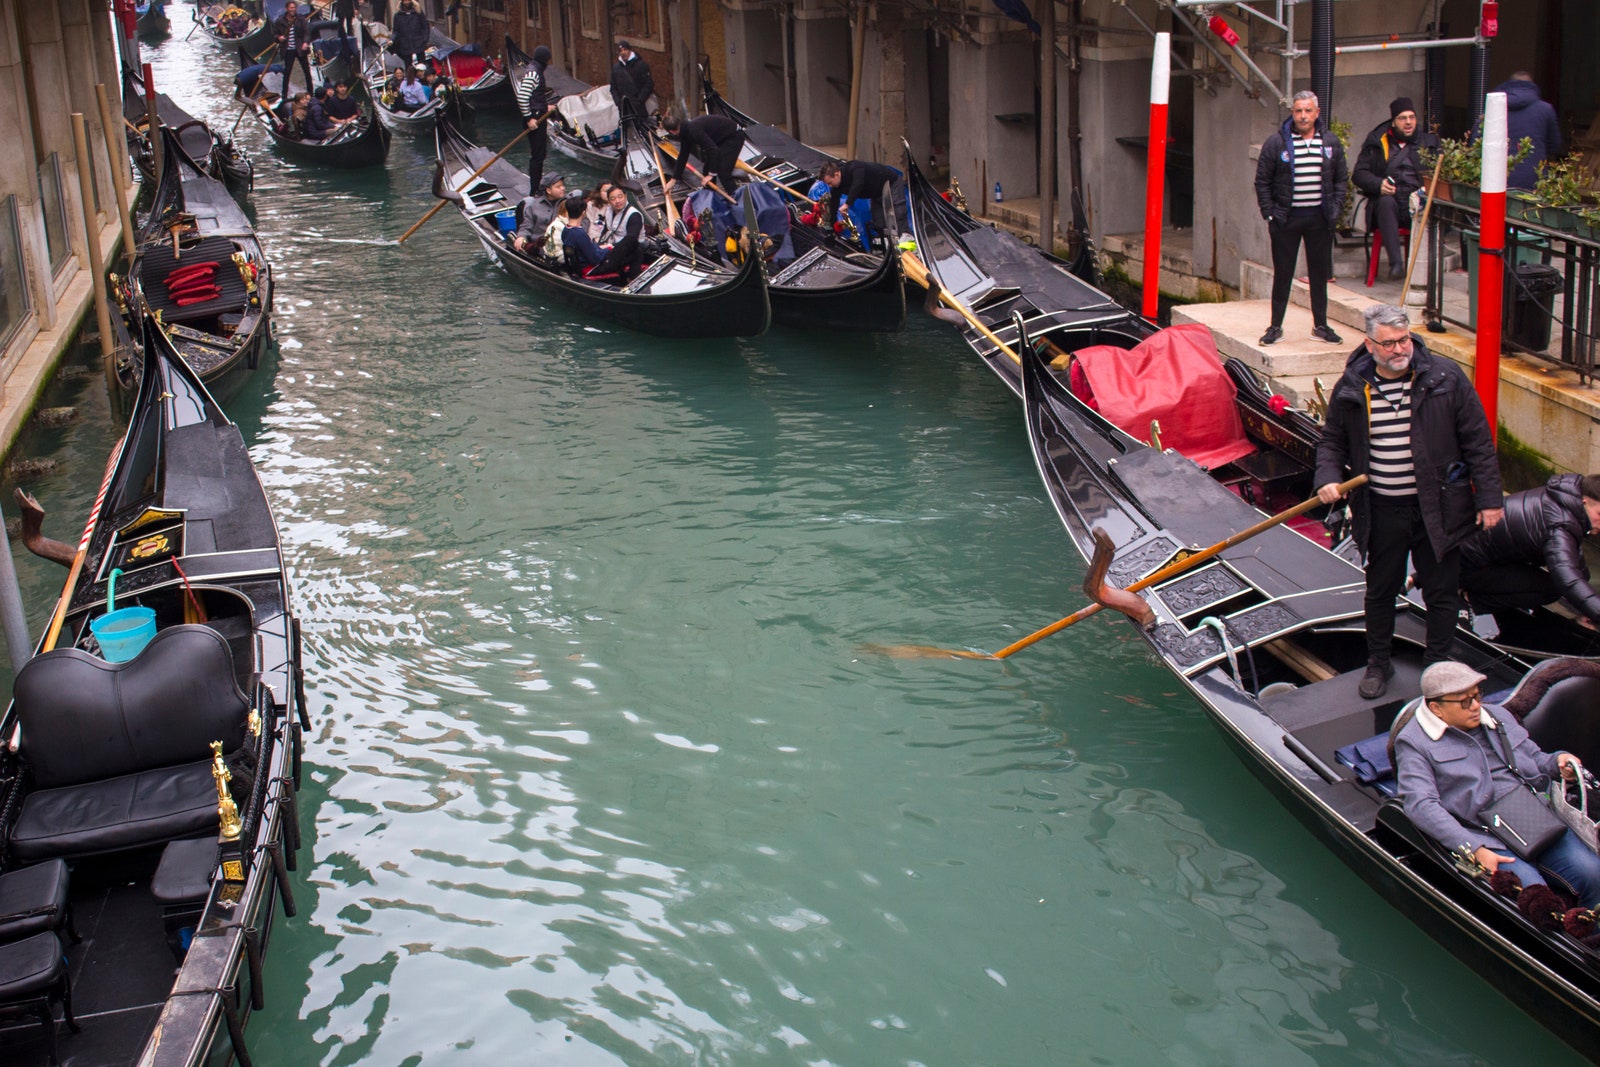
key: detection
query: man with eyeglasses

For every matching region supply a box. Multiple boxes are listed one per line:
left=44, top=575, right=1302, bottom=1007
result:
left=1315, top=304, right=1504, bottom=699
left=1393, top=661, right=1598, bottom=903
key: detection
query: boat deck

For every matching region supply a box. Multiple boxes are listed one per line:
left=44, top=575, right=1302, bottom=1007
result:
left=0, top=848, right=177, bottom=1066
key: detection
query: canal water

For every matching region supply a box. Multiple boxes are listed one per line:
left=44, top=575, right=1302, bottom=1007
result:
left=4, top=29, right=1585, bottom=1066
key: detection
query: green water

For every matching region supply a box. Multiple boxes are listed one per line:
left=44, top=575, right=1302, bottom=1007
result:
left=3, top=30, right=1585, bottom=1065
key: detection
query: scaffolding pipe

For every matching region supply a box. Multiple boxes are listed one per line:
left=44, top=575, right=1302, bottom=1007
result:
left=1116, top=2, right=1262, bottom=105
left=1334, top=34, right=1483, bottom=54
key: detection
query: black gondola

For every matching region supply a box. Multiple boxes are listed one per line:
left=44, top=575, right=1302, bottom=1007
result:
left=193, top=0, right=280, bottom=56
left=364, top=26, right=475, bottom=138
left=118, top=125, right=272, bottom=399
left=620, top=117, right=905, bottom=333
left=122, top=68, right=253, bottom=195
left=1016, top=314, right=1600, bottom=1061
left=250, top=77, right=392, bottom=167
left=0, top=316, right=305, bottom=1067
left=409, top=26, right=509, bottom=108
left=504, top=37, right=617, bottom=171
left=435, top=120, right=769, bottom=339
left=135, top=0, right=170, bottom=37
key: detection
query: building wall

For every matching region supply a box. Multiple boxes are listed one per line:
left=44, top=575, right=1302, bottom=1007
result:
left=946, top=25, right=1036, bottom=214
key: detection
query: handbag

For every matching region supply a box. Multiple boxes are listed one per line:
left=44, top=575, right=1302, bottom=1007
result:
left=1550, top=771, right=1600, bottom=855
left=1477, top=717, right=1568, bottom=862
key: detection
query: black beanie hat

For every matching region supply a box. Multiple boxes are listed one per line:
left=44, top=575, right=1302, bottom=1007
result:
left=532, top=45, right=551, bottom=65
left=1390, top=97, right=1416, bottom=120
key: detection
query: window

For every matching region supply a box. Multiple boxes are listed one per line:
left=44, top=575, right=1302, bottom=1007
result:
left=479, top=0, right=505, bottom=13
left=579, top=0, right=599, bottom=39
left=37, top=154, right=71, bottom=276
left=0, top=195, right=32, bottom=353
left=616, top=0, right=657, bottom=43
left=524, top=0, right=541, bottom=26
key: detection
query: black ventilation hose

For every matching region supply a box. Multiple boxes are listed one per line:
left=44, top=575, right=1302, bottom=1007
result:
left=1311, top=0, right=1334, bottom=119
left=1470, top=42, right=1490, bottom=135
left=1425, top=19, right=1445, bottom=133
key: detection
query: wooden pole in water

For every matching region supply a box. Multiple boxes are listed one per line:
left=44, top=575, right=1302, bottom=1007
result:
left=70, top=114, right=116, bottom=364
left=143, top=62, right=163, bottom=194
left=95, top=83, right=137, bottom=267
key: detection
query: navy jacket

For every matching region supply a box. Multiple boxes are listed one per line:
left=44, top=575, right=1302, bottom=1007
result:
left=1254, top=116, right=1347, bottom=226
left=1496, top=79, right=1562, bottom=191
left=1313, top=337, right=1503, bottom=558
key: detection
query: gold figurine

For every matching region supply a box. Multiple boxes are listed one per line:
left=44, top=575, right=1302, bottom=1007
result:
left=211, top=740, right=242, bottom=841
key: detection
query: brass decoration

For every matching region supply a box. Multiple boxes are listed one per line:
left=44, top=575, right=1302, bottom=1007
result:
left=221, top=858, right=245, bottom=883
left=116, top=506, right=185, bottom=538
left=248, top=708, right=262, bottom=738
left=211, top=741, right=242, bottom=841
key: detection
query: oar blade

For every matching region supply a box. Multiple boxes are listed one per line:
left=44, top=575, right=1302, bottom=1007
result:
left=856, top=642, right=995, bottom=661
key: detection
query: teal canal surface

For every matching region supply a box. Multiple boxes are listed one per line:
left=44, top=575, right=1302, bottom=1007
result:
left=4, top=31, right=1584, bottom=1066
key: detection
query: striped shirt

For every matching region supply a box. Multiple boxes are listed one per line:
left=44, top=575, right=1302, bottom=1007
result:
left=516, top=67, right=549, bottom=119
left=1291, top=133, right=1323, bottom=208
left=1367, top=376, right=1416, bottom=497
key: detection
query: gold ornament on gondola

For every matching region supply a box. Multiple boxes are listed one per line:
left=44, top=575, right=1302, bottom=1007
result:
left=211, top=740, right=242, bottom=841
left=129, top=532, right=171, bottom=559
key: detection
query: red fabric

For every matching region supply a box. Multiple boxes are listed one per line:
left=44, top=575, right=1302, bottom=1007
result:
left=448, top=55, right=487, bottom=81
left=174, top=286, right=222, bottom=306
left=1071, top=323, right=1255, bottom=470
left=165, top=261, right=218, bottom=285
left=1067, top=360, right=1100, bottom=411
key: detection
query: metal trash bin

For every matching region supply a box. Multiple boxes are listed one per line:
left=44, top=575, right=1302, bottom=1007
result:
left=1510, top=264, right=1562, bottom=352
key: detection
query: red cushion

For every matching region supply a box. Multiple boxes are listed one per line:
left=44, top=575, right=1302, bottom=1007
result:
left=1072, top=324, right=1255, bottom=470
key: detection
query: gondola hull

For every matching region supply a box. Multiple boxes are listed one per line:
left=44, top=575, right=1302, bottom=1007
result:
left=0, top=320, right=305, bottom=1067
left=120, top=125, right=272, bottom=400
left=1017, top=321, right=1600, bottom=1061
left=437, top=122, right=769, bottom=339
left=253, top=83, right=392, bottom=167
left=122, top=72, right=254, bottom=197
left=767, top=242, right=905, bottom=333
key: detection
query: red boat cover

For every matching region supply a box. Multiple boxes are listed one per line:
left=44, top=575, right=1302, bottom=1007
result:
left=1071, top=324, right=1256, bottom=470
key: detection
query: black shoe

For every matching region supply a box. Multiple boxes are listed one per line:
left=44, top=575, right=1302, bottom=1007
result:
left=1312, top=324, right=1343, bottom=344
left=1259, top=325, right=1283, bottom=346
left=1387, top=266, right=1405, bottom=281
left=1357, top=662, right=1394, bottom=700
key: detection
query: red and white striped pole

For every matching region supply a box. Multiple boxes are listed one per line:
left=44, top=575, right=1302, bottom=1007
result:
left=1475, top=91, right=1507, bottom=442
left=1141, top=32, right=1170, bottom=321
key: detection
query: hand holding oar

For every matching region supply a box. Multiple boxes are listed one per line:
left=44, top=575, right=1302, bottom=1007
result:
left=901, top=249, right=1019, bottom=367
left=735, top=159, right=818, bottom=207
left=398, top=122, right=543, bottom=244
left=868, top=476, right=1368, bottom=660
left=656, top=141, right=737, bottom=205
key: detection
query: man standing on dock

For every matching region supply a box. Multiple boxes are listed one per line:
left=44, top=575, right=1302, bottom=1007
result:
left=1254, top=90, right=1346, bottom=348
left=1314, top=304, right=1504, bottom=699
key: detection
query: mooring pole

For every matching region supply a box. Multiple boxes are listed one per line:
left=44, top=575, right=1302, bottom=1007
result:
left=1140, top=32, right=1170, bottom=321
left=1474, top=91, right=1506, bottom=442
left=0, top=512, right=33, bottom=672
left=71, top=114, right=116, bottom=365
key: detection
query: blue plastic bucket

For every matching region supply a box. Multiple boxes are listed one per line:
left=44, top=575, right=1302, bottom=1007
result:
left=90, top=607, right=157, bottom=663
left=494, top=209, right=517, bottom=236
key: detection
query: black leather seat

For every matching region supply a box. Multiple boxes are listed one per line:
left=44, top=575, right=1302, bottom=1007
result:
left=9, top=625, right=249, bottom=864
left=0, top=931, right=77, bottom=1065
left=0, top=860, right=75, bottom=944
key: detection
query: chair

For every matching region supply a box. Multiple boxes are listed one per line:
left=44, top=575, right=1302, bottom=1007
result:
left=1365, top=224, right=1411, bottom=286
left=0, top=860, right=78, bottom=945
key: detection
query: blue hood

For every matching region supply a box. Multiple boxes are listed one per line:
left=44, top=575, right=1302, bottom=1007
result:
left=1494, top=79, right=1545, bottom=112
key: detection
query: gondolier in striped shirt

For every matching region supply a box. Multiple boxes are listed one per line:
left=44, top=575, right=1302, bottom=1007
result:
left=516, top=44, right=557, bottom=192
left=273, top=0, right=314, bottom=96
left=1253, top=90, right=1346, bottom=347
left=1314, top=304, right=1504, bottom=699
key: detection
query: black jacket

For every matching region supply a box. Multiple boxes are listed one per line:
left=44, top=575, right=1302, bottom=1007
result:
left=1313, top=337, right=1503, bottom=558
left=825, top=160, right=900, bottom=211
left=1460, top=474, right=1600, bottom=621
left=670, top=115, right=741, bottom=181
left=1254, top=116, right=1347, bottom=226
left=389, top=8, right=430, bottom=61
left=1351, top=120, right=1440, bottom=204
left=610, top=53, right=654, bottom=117
left=274, top=11, right=310, bottom=52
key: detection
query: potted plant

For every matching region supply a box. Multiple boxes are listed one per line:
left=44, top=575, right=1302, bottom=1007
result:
left=1424, top=136, right=1533, bottom=210
left=1526, top=153, right=1592, bottom=231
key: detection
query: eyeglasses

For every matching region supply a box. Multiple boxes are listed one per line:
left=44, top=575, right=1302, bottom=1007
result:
left=1432, top=690, right=1483, bottom=707
left=1369, top=336, right=1413, bottom=352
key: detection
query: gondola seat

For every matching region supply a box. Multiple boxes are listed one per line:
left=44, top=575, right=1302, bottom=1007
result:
left=138, top=235, right=248, bottom=325
left=0, top=860, right=76, bottom=944
left=7, top=625, right=249, bottom=864
left=0, top=931, right=78, bottom=1066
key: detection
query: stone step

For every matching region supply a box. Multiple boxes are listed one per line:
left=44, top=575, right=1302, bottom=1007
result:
left=1171, top=299, right=1353, bottom=378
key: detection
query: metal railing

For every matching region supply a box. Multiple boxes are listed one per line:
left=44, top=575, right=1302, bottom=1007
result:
left=1424, top=197, right=1600, bottom=384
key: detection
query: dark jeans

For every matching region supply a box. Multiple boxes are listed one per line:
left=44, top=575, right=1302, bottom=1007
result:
left=1461, top=562, right=1558, bottom=615
left=1269, top=209, right=1332, bottom=329
left=285, top=48, right=314, bottom=96
left=1371, top=194, right=1412, bottom=272
left=527, top=122, right=549, bottom=194
left=1365, top=497, right=1462, bottom=666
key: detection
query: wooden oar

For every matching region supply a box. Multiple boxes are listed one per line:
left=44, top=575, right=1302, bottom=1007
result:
left=230, top=42, right=280, bottom=137
left=1402, top=152, right=1444, bottom=297
left=398, top=122, right=542, bottom=244
left=867, top=476, right=1367, bottom=660
left=735, top=158, right=818, bottom=206
left=649, top=140, right=680, bottom=230
left=900, top=249, right=1020, bottom=367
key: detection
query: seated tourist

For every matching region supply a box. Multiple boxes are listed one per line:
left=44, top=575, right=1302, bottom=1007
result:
left=542, top=192, right=606, bottom=270
left=1394, top=660, right=1600, bottom=905
left=591, top=184, right=644, bottom=279
left=324, top=79, right=361, bottom=124
left=511, top=174, right=567, bottom=253
left=302, top=88, right=336, bottom=140
left=395, top=66, right=429, bottom=112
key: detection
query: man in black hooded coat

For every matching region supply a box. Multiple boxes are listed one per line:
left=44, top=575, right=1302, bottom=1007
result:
left=1460, top=473, right=1600, bottom=628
